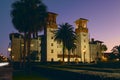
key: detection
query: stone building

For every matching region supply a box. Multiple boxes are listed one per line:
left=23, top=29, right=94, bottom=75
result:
left=75, top=18, right=90, bottom=63
left=9, top=33, right=41, bottom=62
left=9, top=12, right=104, bottom=63
left=89, top=38, right=103, bottom=62
left=41, top=12, right=62, bottom=62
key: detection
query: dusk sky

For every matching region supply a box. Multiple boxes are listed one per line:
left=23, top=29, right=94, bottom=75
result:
left=0, top=0, right=120, bottom=56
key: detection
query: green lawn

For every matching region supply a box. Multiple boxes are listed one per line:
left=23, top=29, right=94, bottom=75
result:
left=13, top=71, right=49, bottom=80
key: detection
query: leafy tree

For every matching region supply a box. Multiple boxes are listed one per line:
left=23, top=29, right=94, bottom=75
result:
left=111, top=45, right=120, bottom=59
left=11, top=0, right=47, bottom=68
left=112, top=45, right=120, bottom=53
left=108, top=52, right=117, bottom=60
left=101, top=44, right=107, bottom=52
left=54, top=23, right=76, bottom=63
left=101, top=44, right=107, bottom=57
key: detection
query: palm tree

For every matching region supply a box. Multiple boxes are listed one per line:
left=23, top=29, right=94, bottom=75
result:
left=66, top=42, right=76, bottom=63
left=11, top=0, right=47, bottom=68
left=11, top=0, right=28, bottom=68
left=54, top=23, right=76, bottom=62
left=65, top=28, right=76, bottom=63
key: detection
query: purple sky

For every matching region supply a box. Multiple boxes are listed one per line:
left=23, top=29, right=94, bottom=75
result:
left=0, top=0, right=120, bottom=56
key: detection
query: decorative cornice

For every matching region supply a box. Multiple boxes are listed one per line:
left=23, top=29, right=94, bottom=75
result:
left=75, top=28, right=88, bottom=33
left=47, top=25, right=58, bottom=29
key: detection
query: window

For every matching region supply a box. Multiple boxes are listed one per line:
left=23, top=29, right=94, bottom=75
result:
left=84, top=45, right=86, bottom=48
left=51, top=49, right=54, bottom=53
left=51, top=58, right=54, bottom=62
left=51, top=36, right=54, bottom=39
left=83, top=34, right=86, bottom=36
left=57, top=41, right=59, bottom=44
left=84, top=39, right=86, bottom=42
left=51, top=43, right=53, bottom=46
left=84, top=52, right=86, bottom=54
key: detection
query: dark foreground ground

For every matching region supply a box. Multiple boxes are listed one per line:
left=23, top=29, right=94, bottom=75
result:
left=13, top=67, right=107, bottom=80
left=13, top=70, right=49, bottom=80
left=13, top=62, right=120, bottom=80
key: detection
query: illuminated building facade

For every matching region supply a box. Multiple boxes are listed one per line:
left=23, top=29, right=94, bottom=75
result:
left=75, top=18, right=90, bottom=63
left=41, top=12, right=62, bottom=62
left=9, top=12, right=103, bottom=63
left=89, top=38, right=103, bottom=62
left=9, top=33, right=41, bottom=62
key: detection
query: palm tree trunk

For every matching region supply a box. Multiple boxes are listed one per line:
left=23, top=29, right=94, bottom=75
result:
left=62, top=44, right=65, bottom=62
left=23, top=32, right=27, bottom=69
left=35, top=31, right=38, bottom=38
left=33, top=32, right=35, bottom=38
left=27, top=32, right=31, bottom=62
left=33, top=31, right=38, bottom=38
left=27, top=31, right=31, bottom=72
left=43, top=23, right=47, bottom=62
left=20, top=38, right=22, bottom=69
left=68, top=50, right=70, bottom=64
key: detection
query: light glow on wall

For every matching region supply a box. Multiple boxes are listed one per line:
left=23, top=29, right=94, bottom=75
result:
left=0, top=62, right=9, bottom=67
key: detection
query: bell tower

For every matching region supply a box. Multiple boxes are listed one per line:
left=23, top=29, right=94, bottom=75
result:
left=46, top=12, right=58, bottom=29
left=75, top=18, right=90, bottom=63
left=44, top=12, right=62, bottom=62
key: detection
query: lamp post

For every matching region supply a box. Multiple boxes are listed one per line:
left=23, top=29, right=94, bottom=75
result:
left=8, top=42, right=12, bottom=60
left=8, top=47, right=12, bottom=59
left=8, top=47, right=13, bottom=66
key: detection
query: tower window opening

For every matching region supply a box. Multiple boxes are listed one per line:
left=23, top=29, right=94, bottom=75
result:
left=51, top=36, right=54, bottom=39
left=51, top=49, right=54, bottom=53
left=51, top=43, right=53, bottom=46
left=84, top=45, right=86, bottom=48
left=84, top=39, right=86, bottom=42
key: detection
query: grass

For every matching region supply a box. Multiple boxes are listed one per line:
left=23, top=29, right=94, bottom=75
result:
left=13, top=71, right=49, bottom=80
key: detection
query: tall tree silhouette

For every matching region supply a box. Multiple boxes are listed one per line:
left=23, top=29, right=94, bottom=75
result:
left=54, top=23, right=76, bottom=62
left=11, top=0, right=47, bottom=68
